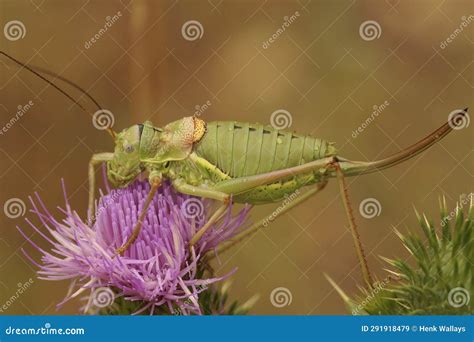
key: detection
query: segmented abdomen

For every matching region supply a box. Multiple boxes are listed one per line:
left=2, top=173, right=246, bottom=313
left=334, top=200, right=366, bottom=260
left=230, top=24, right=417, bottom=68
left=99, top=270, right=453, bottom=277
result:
left=194, top=121, right=336, bottom=178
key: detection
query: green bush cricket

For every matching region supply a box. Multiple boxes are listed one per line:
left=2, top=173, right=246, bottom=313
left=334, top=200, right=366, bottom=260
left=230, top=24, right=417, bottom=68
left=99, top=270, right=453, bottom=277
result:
left=2, top=51, right=468, bottom=289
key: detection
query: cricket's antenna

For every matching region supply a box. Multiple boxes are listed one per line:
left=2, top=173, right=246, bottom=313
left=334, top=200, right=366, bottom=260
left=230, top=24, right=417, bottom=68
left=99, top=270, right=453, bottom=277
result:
left=0, top=51, right=116, bottom=140
left=338, top=108, right=469, bottom=176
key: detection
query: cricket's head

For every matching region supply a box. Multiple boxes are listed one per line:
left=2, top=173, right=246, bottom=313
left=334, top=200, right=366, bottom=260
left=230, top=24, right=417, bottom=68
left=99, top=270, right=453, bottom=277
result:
left=107, top=117, right=206, bottom=186
left=107, top=125, right=143, bottom=187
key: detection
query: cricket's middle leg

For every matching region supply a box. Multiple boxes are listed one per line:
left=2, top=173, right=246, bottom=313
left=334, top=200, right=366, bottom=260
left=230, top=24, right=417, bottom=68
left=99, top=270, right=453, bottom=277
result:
left=172, top=179, right=231, bottom=249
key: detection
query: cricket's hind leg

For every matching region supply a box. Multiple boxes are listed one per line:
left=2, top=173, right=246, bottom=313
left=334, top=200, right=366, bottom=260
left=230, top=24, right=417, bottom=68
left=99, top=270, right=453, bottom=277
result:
left=213, top=180, right=328, bottom=257
left=209, top=157, right=338, bottom=257
left=330, top=158, right=373, bottom=289
left=208, top=155, right=374, bottom=289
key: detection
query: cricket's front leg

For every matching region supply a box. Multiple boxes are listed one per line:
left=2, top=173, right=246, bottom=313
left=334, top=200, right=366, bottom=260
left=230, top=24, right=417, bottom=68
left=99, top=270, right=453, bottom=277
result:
left=116, top=176, right=162, bottom=256
left=88, top=153, right=114, bottom=224
left=172, top=179, right=231, bottom=249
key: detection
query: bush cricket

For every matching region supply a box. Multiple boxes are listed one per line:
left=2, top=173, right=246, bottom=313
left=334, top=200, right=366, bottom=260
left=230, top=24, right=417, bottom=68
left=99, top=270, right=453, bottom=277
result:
left=2, top=51, right=468, bottom=288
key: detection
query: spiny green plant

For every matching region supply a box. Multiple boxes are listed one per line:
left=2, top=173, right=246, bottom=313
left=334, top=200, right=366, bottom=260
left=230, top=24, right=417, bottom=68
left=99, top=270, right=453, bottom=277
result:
left=329, top=195, right=473, bottom=315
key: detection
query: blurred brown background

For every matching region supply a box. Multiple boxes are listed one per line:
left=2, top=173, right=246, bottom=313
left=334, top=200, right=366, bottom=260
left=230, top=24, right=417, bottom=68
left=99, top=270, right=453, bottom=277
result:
left=0, top=0, right=472, bottom=315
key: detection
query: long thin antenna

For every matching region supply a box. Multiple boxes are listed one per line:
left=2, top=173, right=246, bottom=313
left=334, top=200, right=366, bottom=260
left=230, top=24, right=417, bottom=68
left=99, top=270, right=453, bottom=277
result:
left=0, top=51, right=116, bottom=139
left=25, top=63, right=103, bottom=112
left=338, top=108, right=469, bottom=176
left=1, top=51, right=87, bottom=111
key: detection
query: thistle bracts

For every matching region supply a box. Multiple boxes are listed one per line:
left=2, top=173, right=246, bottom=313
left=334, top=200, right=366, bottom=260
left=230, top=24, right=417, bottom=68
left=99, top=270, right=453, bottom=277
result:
left=332, top=194, right=473, bottom=315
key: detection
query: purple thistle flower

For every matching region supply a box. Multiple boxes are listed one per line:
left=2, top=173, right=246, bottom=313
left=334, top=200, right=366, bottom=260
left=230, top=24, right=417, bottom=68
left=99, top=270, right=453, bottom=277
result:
left=18, top=179, right=250, bottom=315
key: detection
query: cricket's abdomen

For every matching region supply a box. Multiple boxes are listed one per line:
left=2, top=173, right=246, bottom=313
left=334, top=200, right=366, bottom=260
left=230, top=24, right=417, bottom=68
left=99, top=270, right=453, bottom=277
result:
left=194, top=121, right=336, bottom=204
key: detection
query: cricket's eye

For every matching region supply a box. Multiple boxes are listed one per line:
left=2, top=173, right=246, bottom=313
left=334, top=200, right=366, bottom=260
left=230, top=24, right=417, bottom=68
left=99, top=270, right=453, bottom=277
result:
left=124, top=145, right=135, bottom=153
